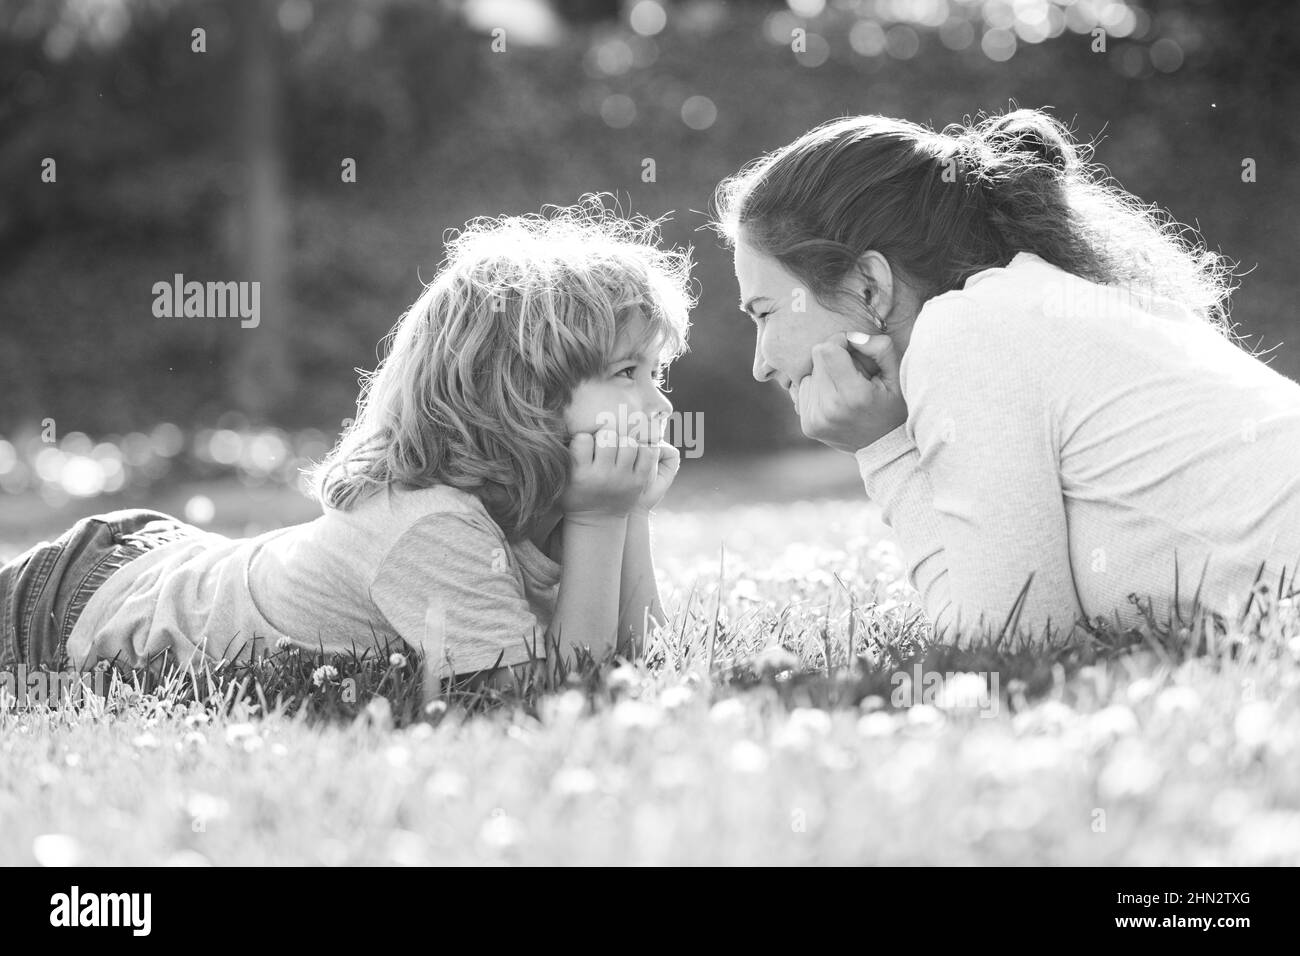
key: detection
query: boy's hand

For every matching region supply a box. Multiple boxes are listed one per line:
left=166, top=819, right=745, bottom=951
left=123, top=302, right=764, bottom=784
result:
left=559, top=427, right=654, bottom=521
left=632, top=440, right=679, bottom=515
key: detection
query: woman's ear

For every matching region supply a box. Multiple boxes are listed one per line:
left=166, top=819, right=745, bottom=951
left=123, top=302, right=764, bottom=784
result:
left=854, top=250, right=896, bottom=325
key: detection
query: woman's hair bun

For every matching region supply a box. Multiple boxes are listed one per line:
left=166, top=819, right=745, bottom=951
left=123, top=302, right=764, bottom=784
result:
left=976, top=109, right=1078, bottom=172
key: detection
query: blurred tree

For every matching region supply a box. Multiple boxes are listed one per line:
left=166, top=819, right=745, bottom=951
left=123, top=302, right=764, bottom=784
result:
left=226, top=0, right=294, bottom=419
left=550, top=0, right=621, bottom=24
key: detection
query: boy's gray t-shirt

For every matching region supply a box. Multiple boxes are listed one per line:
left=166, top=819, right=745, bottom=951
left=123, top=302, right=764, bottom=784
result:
left=66, top=483, right=561, bottom=681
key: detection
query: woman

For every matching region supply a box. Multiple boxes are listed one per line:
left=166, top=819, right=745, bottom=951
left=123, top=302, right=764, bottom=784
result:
left=711, top=108, right=1300, bottom=648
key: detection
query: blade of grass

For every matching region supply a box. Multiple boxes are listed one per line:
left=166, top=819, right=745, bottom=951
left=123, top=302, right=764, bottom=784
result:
left=706, top=543, right=725, bottom=681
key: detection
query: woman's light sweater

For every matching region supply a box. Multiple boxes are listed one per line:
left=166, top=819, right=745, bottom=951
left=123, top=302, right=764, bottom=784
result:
left=854, top=252, right=1300, bottom=645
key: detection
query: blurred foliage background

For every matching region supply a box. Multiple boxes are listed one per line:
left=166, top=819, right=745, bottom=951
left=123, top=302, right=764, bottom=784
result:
left=1, top=0, right=1297, bottom=516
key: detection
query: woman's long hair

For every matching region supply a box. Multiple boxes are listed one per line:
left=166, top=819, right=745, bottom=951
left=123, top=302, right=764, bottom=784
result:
left=710, top=107, right=1239, bottom=339
left=310, top=195, right=695, bottom=542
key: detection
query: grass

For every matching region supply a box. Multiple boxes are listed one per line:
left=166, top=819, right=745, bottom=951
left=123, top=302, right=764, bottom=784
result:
left=3, top=497, right=1300, bottom=865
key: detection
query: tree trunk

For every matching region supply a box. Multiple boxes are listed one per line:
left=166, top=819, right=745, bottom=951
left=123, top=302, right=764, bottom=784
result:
left=226, top=0, right=294, bottom=421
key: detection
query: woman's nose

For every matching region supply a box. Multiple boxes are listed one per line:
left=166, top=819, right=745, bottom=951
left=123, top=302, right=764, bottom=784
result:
left=753, top=338, right=776, bottom=383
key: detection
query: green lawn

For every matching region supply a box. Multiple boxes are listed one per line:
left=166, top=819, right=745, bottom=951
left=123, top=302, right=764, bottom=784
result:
left=3, top=487, right=1300, bottom=865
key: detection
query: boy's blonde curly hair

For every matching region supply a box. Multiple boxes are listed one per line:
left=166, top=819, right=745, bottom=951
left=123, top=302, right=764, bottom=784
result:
left=311, top=194, right=696, bottom=541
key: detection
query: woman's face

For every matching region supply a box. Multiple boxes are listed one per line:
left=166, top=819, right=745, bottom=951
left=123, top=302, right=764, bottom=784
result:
left=733, top=240, right=916, bottom=407
left=563, top=309, right=673, bottom=444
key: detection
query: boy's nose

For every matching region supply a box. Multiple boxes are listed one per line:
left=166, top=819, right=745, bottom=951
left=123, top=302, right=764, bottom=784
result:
left=651, top=389, right=673, bottom=422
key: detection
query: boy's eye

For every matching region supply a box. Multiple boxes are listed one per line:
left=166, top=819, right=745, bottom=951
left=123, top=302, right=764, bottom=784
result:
left=617, top=365, right=638, bottom=379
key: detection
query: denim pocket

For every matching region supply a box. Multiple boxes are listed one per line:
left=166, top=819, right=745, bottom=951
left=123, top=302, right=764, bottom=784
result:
left=59, top=542, right=148, bottom=656
left=17, top=543, right=65, bottom=668
left=0, top=546, right=39, bottom=669
left=88, top=508, right=181, bottom=542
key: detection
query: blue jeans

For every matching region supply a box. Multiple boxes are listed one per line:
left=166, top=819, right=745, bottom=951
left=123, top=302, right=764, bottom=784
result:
left=0, top=508, right=200, bottom=672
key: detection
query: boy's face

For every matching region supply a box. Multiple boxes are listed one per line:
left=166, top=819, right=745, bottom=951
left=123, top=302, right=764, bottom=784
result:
left=563, top=310, right=673, bottom=445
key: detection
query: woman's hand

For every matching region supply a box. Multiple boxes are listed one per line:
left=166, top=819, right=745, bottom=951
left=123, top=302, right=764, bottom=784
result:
left=631, top=440, right=680, bottom=516
left=795, top=331, right=908, bottom=454
left=560, top=427, right=656, bottom=522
